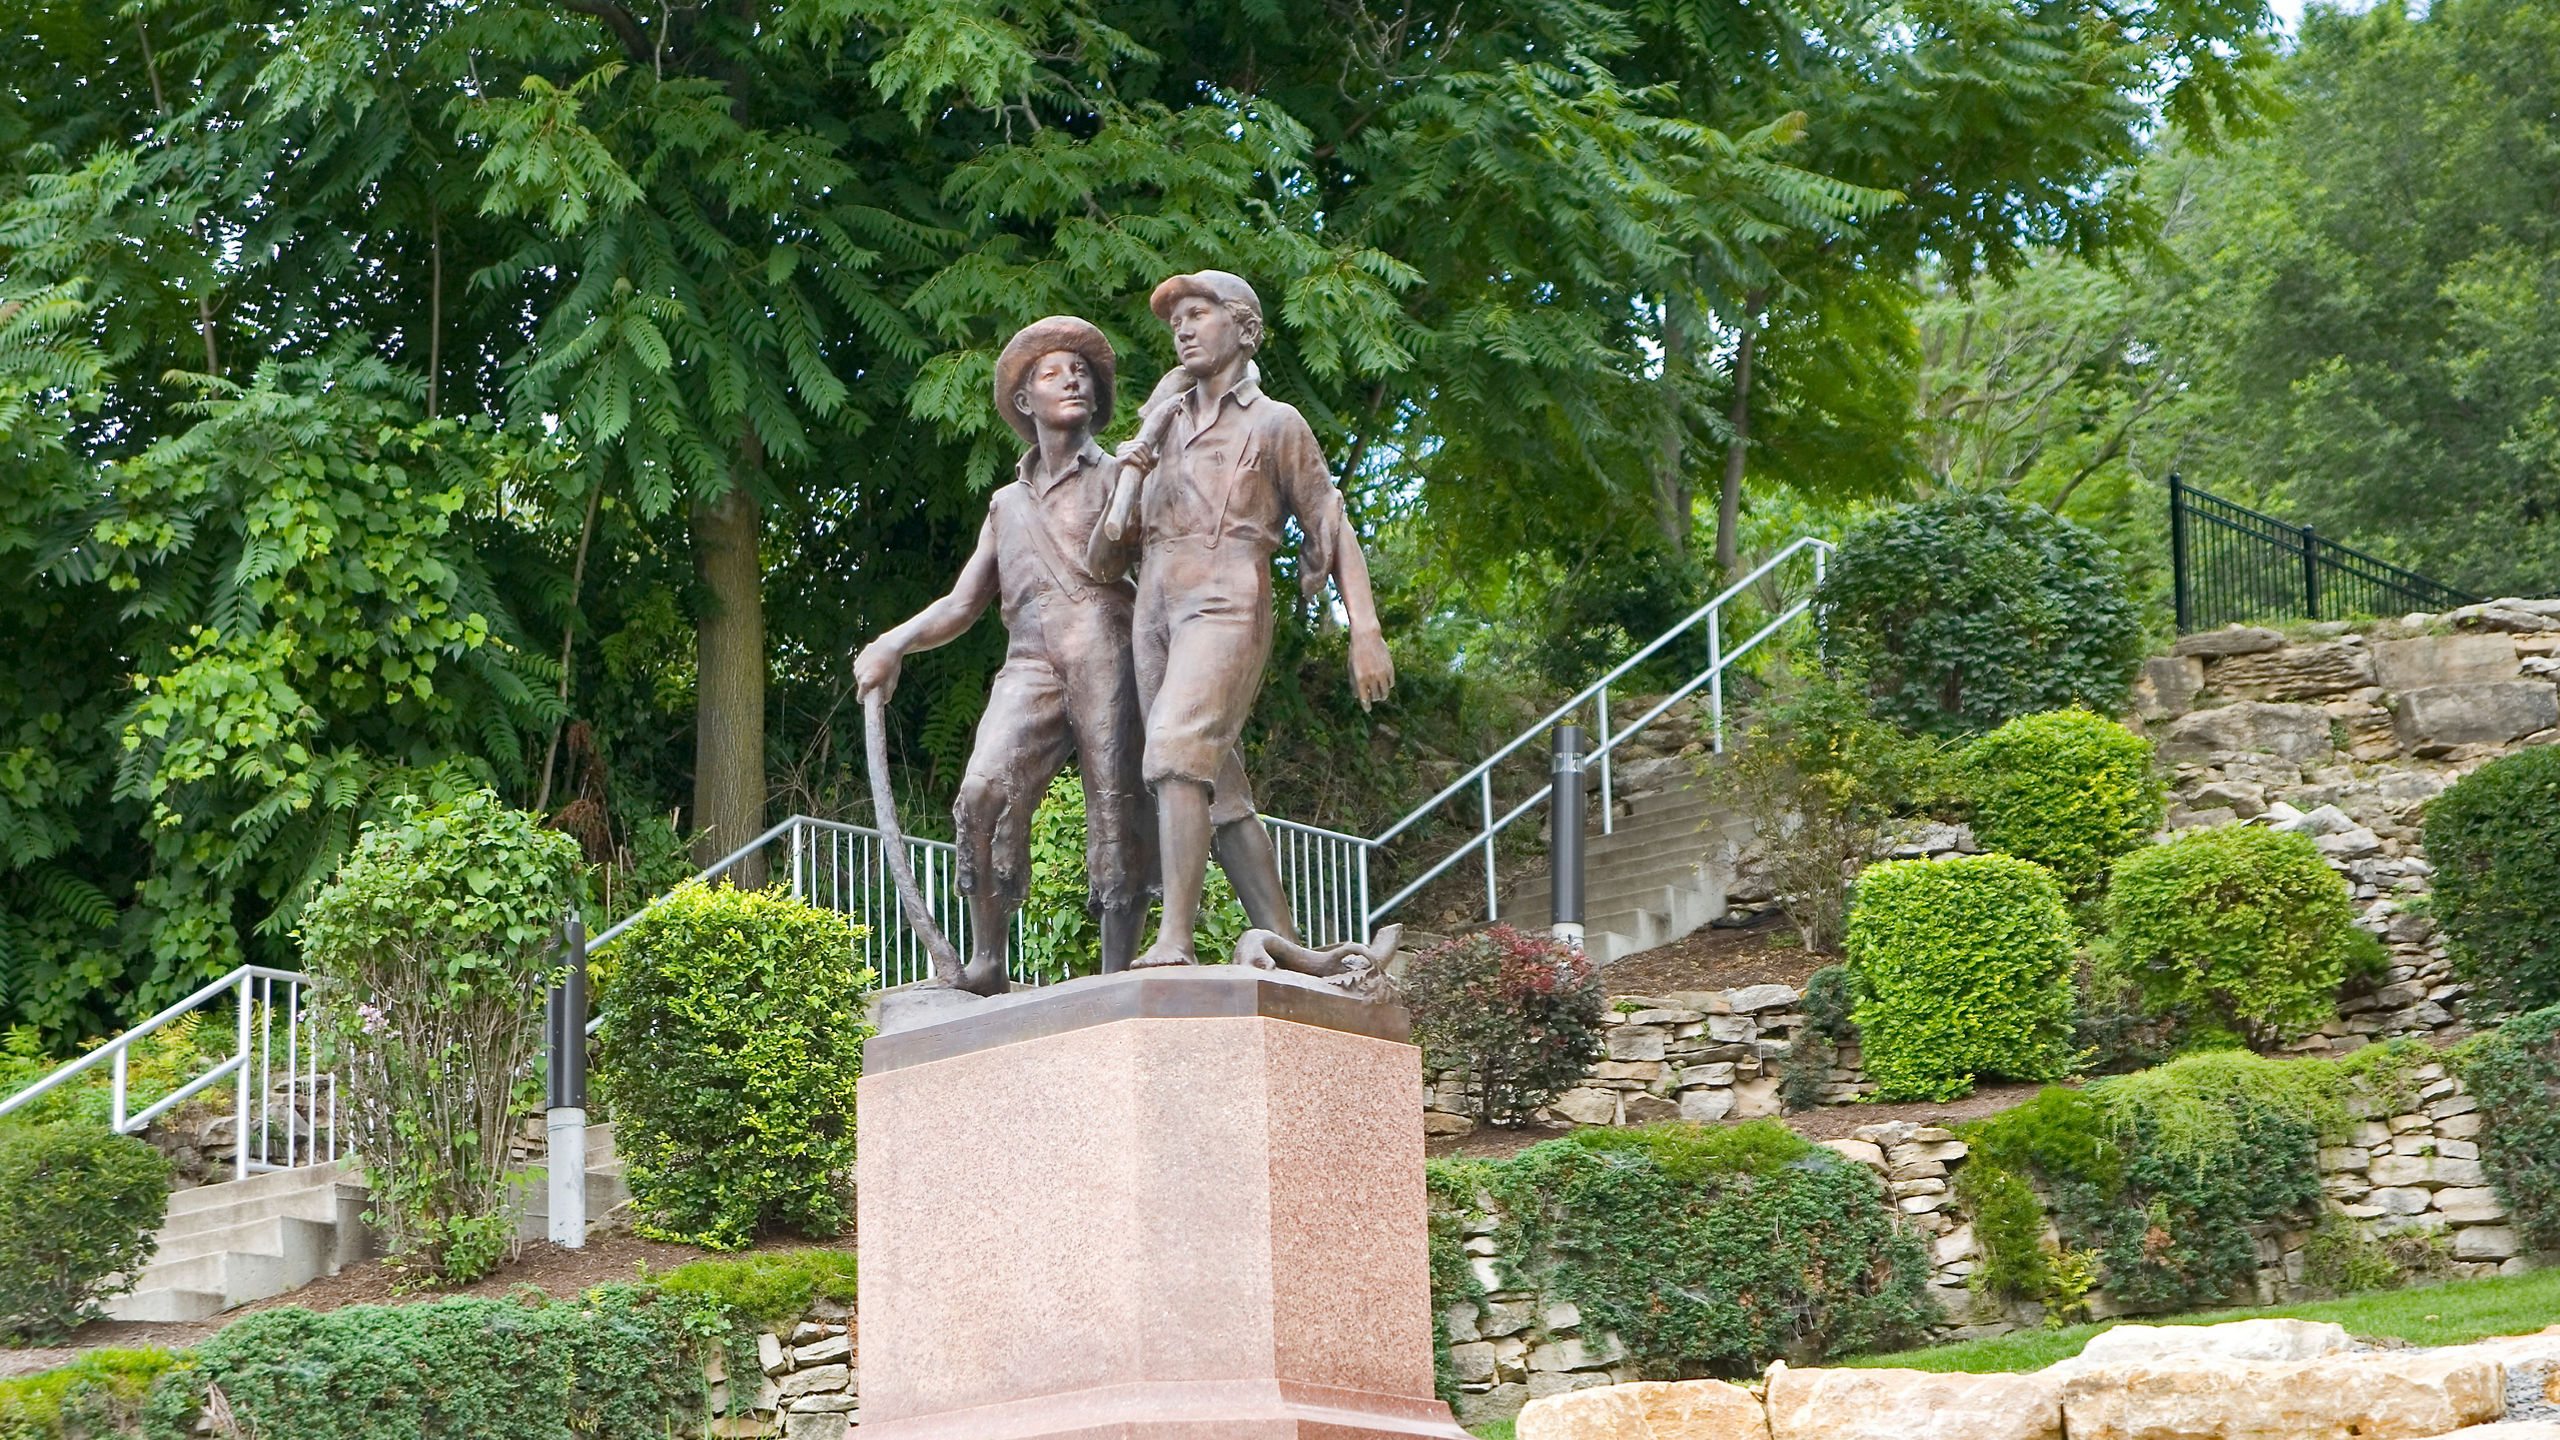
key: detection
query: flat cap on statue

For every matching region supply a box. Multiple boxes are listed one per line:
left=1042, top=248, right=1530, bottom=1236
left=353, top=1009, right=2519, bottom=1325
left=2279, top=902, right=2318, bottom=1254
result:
left=992, top=315, right=1118, bottom=444
left=1148, top=269, right=1262, bottom=325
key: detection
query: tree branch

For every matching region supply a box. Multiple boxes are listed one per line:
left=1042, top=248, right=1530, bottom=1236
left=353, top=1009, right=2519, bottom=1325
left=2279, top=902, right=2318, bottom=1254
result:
left=560, top=0, right=652, bottom=67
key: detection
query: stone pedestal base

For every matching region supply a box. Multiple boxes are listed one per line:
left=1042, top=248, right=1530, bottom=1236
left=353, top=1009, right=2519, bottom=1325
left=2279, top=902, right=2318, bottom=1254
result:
left=856, top=967, right=1467, bottom=1440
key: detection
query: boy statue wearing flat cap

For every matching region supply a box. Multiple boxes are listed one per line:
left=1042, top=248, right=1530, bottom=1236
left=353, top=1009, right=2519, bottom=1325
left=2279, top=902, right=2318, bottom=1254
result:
left=1091, top=270, right=1396, bottom=969
left=854, top=316, right=1154, bottom=994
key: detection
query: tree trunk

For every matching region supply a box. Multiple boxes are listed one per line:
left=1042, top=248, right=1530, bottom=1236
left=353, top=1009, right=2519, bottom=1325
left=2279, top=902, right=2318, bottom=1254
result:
left=1652, top=292, right=1692, bottom=556
left=691, top=476, right=768, bottom=885
left=1714, top=291, right=1767, bottom=583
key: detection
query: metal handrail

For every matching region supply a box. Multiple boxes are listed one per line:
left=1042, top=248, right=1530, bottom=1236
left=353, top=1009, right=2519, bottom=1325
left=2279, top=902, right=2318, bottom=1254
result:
left=1363, top=548, right=1823, bottom=925
left=1365, top=536, right=1829, bottom=854
left=0, top=963, right=338, bottom=1177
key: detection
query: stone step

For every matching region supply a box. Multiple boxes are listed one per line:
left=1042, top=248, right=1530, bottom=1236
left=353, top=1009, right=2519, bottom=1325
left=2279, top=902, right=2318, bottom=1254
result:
left=104, top=1287, right=228, bottom=1324
left=165, top=1160, right=349, bottom=1220
left=158, top=1174, right=360, bottom=1240
left=1514, top=860, right=1716, bottom=910
left=146, top=1214, right=340, bottom=1272
left=118, top=1248, right=294, bottom=1313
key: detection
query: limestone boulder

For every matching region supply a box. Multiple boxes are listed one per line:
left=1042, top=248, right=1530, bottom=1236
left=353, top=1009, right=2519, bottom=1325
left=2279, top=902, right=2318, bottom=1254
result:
left=2374, top=635, right=2519, bottom=691
left=2056, top=1319, right=2351, bottom=1374
left=2210, top=642, right=2377, bottom=700
left=1764, top=1363, right=2063, bottom=1440
left=2395, top=682, right=2560, bottom=755
left=2059, top=1352, right=2505, bottom=1440
left=2175, top=626, right=2287, bottom=656
left=2417, top=1426, right=2560, bottom=1439
left=2138, top=655, right=2208, bottom=718
left=2163, top=702, right=2334, bottom=762
left=1517, top=1378, right=1769, bottom=1440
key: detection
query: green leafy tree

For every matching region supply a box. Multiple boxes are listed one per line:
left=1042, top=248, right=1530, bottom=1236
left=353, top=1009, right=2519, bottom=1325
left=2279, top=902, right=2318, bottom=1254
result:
left=2138, top=0, right=2560, bottom=595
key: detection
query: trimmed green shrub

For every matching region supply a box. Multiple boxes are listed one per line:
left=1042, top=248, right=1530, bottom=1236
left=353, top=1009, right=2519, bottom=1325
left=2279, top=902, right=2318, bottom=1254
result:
left=597, top=884, right=871, bottom=1249
left=1958, top=710, right=2163, bottom=897
left=1817, top=493, right=2144, bottom=736
left=0, top=1122, right=171, bottom=1342
left=1405, top=926, right=1606, bottom=1125
left=2424, top=746, right=2560, bottom=1011
left=1955, top=1046, right=2425, bottom=1320
left=653, top=1248, right=859, bottom=1326
left=1846, top=856, right=2079, bottom=1101
left=0, top=1349, right=180, bottom=1440
left=2454, top=1004, right=2560, bottom=1252
left=300, top=790, right=585, bottom=1284
left=141, top=1288, right=748, bottom=1440
left=2100, top=826, right=2382, bottom=1048
left=1429, top=1121, right=1935, bottom=1378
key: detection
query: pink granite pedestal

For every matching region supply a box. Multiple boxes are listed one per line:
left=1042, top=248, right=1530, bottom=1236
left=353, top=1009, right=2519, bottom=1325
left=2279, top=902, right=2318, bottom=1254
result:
left=856, top=967, right=1468, bottom=1440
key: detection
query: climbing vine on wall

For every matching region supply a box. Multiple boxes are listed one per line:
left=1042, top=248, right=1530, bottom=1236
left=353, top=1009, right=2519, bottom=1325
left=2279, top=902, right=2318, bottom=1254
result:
left=1428, top=1122, right=1934, bottom=1381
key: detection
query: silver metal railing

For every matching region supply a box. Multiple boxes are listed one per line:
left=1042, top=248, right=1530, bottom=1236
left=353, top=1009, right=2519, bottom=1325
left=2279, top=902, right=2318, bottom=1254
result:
left=0, top=965, right=340, bottom=1175
left=1361, top=536, right=1830, bottom=927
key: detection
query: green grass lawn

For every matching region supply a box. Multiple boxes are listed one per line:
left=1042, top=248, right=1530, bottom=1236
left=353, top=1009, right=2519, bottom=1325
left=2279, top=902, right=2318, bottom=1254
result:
left=1843, top=1265, right=2560, bottom=1373
left=1457, top=1267, right=2560, bottom=1433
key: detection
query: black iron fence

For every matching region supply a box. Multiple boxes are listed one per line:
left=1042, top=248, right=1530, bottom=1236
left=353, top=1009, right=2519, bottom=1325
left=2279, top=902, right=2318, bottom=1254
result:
left=2170, top=475, right=2479, bottom=633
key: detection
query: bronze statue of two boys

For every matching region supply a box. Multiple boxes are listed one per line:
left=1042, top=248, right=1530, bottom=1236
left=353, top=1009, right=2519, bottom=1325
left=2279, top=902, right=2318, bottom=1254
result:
left=855, top=272, right=1396, bottom=996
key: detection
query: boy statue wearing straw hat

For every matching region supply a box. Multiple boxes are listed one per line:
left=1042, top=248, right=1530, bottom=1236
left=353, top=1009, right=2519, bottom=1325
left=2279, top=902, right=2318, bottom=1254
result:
left=853, top=316, right=1153, bottom=995
left=1091, top=270, right=1397, bottom=970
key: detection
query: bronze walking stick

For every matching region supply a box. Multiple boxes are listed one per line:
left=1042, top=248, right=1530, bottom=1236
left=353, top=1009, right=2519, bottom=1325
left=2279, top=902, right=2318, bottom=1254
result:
left=864, top=691, right=964, bottom=986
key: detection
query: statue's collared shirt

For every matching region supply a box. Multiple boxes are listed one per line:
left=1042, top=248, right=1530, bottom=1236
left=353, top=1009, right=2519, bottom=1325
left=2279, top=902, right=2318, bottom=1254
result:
left=1137, top=372, right=1341, bottom=594
left=988, top=437, right=1128, bottom=661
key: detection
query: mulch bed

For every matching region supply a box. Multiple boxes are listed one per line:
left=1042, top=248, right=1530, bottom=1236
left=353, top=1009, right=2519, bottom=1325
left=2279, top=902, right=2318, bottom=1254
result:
left=6, top=1232, right=857, bottom=1370
left=1593, top=910, right=1828, bottom=998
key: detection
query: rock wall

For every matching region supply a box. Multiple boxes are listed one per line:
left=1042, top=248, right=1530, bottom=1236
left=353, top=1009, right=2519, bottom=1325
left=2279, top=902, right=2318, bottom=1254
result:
left=1423, top=981, right=1848, bottom=1137
left=1513, top=1318, right=2560, bottom=1440
left=2141, top=608, right=2560, bottom=1048
left=706, top=1298, right=860, bottom=1437
left=1438, top=1072, right=2540, bottom=1429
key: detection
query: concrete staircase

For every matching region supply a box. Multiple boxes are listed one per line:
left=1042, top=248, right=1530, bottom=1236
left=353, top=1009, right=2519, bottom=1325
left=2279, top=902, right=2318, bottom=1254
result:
left=1506, top=774, right=1752, bottom=966
left=107, top=1162, right=372, bottom=1322
left=106, top=1124, right=635, bottom=1322
left=511, top=1122, right=634, bottom=1240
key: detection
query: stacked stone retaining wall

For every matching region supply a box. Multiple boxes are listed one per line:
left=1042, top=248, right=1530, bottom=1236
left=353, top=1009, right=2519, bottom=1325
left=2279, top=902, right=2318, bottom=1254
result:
left=1438, top=1069, right=2545, bottom=1430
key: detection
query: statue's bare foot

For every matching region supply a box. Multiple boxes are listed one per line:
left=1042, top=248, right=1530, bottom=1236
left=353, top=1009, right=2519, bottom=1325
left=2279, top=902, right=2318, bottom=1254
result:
left=1130, top=941, right=1196, bottom=969
left=955, top=954, right=1011, bottom=996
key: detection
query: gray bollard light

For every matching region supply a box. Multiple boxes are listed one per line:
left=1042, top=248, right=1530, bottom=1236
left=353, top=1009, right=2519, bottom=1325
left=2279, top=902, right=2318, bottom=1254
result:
left=1551, top=724, right=1586, bottom=954
left=545, top=908, right=589, bottom=1248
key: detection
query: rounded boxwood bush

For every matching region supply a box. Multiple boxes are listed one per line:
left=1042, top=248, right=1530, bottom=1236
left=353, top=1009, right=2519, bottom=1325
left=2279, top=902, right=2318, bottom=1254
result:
left=1818, top=494, right=2143, bottom=736
left=1846, top=855, right=2079, bottom=1101
left=2100, top=826, right=2382, bottom=1047
left=2424, top=745, right=2560, bottom=1012
left=1959, top=709, right=2163, bottom=898
left=0, top=1121, right=171, bottom=1342
left=597, top=884, right=871, bottom=1249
